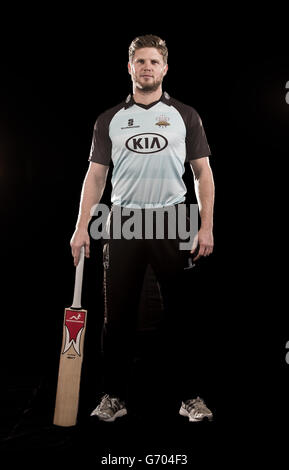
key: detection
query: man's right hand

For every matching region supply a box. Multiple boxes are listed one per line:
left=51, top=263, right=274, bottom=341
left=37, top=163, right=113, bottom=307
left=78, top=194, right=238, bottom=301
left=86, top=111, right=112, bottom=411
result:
left=70, top=227, right=90, bottom=266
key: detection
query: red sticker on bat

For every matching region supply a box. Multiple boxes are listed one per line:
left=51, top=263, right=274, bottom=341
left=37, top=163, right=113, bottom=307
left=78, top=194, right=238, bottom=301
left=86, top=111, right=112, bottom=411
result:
left=63, top=309, right=86, bottom=356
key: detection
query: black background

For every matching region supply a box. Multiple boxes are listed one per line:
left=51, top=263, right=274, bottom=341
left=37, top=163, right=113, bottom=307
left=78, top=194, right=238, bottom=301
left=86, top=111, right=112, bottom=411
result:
left=1, top=6, right=288, bottom=465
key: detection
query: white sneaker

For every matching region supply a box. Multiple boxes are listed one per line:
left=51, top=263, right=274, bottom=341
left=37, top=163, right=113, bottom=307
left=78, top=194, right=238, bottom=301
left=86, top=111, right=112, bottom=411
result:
left=179, top=397, right=213, bottom=422
left=90, top=394, right=127, bottom=422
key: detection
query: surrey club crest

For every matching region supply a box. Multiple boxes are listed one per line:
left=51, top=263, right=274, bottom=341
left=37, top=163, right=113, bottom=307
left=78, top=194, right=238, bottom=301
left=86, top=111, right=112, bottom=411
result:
left=155, top=115, right=170, bottom=128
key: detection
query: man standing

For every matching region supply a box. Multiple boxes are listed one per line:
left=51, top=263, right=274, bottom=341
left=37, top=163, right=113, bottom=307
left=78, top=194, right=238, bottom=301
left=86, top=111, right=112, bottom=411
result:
left=70, top=35, right=215, bottom=422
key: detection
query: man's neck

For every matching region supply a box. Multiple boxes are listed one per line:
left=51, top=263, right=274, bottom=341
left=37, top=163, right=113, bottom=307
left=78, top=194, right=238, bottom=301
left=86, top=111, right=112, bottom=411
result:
left=133, top=87, right=163, bottom=106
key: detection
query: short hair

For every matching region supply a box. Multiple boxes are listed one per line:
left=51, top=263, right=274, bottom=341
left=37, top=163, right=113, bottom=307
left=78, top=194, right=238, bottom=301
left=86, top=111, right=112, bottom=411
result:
left=128, top=34, right=168, bottom=64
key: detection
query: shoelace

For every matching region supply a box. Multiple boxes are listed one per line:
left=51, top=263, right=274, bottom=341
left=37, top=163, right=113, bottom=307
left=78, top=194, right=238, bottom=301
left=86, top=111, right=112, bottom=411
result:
left=185, top=397, right=209, bottom=414
left=99, top=394, right=121, bottom=412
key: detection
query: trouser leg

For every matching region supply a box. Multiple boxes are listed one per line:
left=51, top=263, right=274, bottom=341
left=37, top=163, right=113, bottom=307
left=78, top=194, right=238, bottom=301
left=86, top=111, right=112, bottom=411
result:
left=102, top=238, right=147, bottom=401
left=158, top=267, right=198, bottom=404
left=146, top=237, right=191, bottom=407
left=146, top=208, right=212, bottom=408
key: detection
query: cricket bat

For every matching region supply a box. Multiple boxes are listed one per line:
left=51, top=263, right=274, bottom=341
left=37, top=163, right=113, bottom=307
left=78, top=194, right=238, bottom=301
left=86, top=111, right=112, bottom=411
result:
left=53, top=246, right=87, bottom=426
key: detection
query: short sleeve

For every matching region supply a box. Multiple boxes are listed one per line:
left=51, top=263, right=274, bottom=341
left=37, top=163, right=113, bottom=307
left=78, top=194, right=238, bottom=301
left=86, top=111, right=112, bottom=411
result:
left=88, top=113, right=112, bottom=166
left=185, top=108, right=211, bottom=162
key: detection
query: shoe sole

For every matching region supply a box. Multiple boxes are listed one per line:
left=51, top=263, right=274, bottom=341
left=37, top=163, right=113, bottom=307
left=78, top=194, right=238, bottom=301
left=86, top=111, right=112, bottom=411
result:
left=95, top=408, right=128, bottom=422
left=179, top=407, right=213, bottom=422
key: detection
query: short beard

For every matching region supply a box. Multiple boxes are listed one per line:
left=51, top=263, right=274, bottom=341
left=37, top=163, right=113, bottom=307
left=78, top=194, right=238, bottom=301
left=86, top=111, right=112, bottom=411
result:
left=135, top=79, right=162, bottom=94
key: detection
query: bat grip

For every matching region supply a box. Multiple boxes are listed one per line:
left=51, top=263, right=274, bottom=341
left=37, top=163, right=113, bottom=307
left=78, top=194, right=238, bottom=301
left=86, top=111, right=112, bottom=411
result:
left=71, top=246, right=85, bottom=309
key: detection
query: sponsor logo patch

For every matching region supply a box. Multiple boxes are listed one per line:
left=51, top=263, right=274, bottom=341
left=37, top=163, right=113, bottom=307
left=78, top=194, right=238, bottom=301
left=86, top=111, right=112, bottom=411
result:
left=125, top=133, right=168, bottom=154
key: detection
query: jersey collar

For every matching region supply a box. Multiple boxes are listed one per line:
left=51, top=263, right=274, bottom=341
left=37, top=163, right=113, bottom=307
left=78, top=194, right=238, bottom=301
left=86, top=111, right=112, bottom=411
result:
left=124, top=91, right=171, bottom=109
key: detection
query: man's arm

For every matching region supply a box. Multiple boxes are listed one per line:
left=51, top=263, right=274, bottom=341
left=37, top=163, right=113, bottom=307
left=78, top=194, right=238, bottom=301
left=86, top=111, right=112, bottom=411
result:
left=190, top=157, right=215, bottom=261
left=70, top=162, right=109, bottom=265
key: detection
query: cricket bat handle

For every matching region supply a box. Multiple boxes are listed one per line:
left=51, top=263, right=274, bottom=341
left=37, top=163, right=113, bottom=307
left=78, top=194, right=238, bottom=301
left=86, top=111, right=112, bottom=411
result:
left=71, top=246, right=85, bottom=309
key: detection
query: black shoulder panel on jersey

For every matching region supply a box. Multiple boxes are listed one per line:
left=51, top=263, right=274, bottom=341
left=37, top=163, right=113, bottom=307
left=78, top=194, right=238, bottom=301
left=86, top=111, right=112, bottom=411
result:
left=88, top=101, right=126, bottom=166
left=169, top=98, right=211, bottom=161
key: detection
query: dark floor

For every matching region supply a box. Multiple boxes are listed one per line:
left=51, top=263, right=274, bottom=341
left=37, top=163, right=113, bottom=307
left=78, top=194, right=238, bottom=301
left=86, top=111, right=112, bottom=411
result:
left=1, top=372, right=221, bottom=466
left=1, top=253, right=286, bottom=465
left=0, top=255, right=227, bottom=465
left=1, top=350, right=287, bottom=466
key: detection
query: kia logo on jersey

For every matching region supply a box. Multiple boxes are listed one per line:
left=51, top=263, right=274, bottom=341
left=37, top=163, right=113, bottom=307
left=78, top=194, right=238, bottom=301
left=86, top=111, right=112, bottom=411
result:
left=125, top=133, right=168, bottom=154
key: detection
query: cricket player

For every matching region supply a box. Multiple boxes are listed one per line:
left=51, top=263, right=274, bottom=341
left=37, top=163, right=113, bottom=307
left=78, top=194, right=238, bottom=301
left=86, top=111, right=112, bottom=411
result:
left=70, top=34, right=215, bottom=422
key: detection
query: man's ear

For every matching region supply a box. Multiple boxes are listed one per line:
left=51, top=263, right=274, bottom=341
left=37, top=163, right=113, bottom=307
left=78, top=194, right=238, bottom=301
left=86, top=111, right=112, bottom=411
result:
left=128, top=62, right=132, bottom=75
left=163, top=64, right=168, bottom=76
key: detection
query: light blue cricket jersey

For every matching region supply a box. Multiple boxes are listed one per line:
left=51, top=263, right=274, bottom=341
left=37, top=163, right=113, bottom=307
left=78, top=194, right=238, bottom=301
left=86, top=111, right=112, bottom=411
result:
left=89, top=92, right=211, bottom=208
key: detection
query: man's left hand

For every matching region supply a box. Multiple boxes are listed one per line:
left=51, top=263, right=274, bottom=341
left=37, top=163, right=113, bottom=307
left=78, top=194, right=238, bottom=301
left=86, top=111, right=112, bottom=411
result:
left=190, top=228, right=214, bottom=261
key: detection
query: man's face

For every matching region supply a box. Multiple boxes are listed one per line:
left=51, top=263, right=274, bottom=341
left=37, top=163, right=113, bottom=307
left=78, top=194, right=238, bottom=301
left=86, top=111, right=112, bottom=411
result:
left=128, top=47, right=168, bottom=93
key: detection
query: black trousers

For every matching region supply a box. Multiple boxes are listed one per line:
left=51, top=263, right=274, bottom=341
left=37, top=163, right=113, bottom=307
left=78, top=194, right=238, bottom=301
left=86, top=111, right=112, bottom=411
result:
left=101, top=206, right=203, bottom=409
